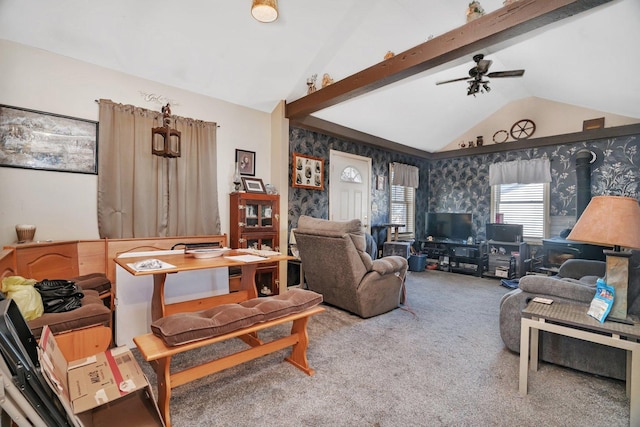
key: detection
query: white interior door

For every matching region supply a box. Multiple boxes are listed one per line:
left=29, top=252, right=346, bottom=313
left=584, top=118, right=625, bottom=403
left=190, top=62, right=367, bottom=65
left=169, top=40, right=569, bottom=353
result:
left=329, top=150, right=371, bottom=230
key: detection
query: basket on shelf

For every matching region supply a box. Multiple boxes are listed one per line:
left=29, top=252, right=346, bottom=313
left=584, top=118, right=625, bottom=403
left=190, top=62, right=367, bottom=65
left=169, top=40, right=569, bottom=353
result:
left=15, top=224, right=36, bottom=243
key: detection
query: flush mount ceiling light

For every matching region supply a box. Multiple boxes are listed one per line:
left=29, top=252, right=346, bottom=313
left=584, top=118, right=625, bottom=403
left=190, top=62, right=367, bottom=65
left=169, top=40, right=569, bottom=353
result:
left=251, top=0, right=278, bottom=23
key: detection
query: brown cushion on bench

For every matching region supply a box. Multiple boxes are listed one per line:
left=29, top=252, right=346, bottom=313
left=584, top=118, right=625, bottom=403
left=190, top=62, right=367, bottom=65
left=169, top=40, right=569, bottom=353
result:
left=27, top=289, right=112, bottom=337
left=70, top=273, right=111, bottom=296
left=151, top=288, right=323, bottom=346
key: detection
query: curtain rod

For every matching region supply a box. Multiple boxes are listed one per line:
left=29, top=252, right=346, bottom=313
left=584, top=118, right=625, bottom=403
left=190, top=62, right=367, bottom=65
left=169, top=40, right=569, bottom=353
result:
left=94, top=99, right=221, bottom=127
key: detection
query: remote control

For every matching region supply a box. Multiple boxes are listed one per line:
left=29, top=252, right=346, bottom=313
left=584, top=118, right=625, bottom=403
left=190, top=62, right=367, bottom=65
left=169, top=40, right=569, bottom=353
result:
left=532, top=297, right=553, bottom=305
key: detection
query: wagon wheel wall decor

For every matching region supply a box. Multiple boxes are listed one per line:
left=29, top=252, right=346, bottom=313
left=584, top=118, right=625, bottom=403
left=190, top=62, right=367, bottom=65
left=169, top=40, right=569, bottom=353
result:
left=510, top=119, right=536, bottom=140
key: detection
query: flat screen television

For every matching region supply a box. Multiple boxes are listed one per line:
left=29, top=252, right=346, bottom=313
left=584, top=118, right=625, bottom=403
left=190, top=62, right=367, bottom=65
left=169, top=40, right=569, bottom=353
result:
left=425, top=212, right=473, bottom=242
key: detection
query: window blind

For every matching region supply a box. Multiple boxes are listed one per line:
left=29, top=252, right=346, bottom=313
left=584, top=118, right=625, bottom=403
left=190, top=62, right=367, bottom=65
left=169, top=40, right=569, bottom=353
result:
left=492, top=183, right=547, bottom=239
left=390, top=166, right=415, bottom=234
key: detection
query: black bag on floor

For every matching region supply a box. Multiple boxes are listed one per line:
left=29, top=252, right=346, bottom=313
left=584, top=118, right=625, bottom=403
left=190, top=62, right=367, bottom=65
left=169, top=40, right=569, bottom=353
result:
left=34, top=279, right=84, bottom=313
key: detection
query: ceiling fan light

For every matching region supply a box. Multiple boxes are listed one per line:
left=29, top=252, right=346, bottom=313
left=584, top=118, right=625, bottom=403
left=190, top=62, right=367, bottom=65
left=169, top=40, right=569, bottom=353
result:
left=251, top=0, right=278, bottom=23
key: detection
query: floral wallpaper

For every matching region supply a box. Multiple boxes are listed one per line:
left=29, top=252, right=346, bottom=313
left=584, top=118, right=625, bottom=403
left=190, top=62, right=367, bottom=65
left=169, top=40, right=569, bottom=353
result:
left=289, top=127, right=638, bottom=243
left=430, top=134, right=639, bottom=240
left=288, top=128, right=429, bottom=236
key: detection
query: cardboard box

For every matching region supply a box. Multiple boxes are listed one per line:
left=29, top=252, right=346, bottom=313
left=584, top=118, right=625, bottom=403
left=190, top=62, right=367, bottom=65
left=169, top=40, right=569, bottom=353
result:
left=495, top=266, right=510, bottom=278
left=39, top=326, right=164, bottom=427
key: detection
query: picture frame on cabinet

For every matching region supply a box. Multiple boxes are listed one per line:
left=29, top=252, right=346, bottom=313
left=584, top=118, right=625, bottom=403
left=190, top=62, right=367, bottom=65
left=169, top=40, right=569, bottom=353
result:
left=292, top=152, right=324, bottom=190
left=0, top=104, right=98, bottom=174
left=236, top=149, right=256, bottom=176
left=241, top=177, right=266, bottom=193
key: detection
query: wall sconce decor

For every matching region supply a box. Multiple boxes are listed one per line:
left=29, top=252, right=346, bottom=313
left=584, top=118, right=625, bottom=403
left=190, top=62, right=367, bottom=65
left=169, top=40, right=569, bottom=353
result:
left=152, top=104, right=181, bottom=158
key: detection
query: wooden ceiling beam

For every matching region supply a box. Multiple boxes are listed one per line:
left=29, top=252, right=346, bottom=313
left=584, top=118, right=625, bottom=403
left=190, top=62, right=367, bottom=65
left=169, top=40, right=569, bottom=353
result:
left=285, top=0, right=613, bottom=120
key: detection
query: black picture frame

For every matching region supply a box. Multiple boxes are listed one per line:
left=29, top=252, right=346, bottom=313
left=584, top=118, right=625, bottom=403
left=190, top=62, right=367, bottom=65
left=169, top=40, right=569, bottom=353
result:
left=0, top=104, right=98, bottom=174
left=241, top=177, right=266, bottom=193
left=236, top=149, right=256, bottom=176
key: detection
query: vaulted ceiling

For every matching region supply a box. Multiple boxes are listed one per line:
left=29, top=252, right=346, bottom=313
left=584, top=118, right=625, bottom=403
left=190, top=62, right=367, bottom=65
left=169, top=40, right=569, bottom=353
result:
left=0, top=0, right=637, bottom=153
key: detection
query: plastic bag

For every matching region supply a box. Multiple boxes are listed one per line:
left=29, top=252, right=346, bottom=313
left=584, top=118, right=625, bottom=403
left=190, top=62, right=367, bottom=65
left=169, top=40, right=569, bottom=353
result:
left=587, top=278, right=615, bottom=323
left=1, top=276, right=44, bottom=321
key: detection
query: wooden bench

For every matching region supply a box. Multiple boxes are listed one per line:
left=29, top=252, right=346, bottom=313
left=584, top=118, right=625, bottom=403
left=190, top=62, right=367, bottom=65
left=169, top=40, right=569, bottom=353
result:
left=1, top=235, right=229, bottom=359
left=134, top=305, right=325, bottom=427
left=0, top=248, right=112, bottom=360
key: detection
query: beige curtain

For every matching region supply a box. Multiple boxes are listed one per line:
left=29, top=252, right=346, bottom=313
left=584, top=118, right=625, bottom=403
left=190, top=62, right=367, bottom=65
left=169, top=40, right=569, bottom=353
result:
left=97, top=99, right=220, bottom=238
left=391, top=162, right=419, bottom=188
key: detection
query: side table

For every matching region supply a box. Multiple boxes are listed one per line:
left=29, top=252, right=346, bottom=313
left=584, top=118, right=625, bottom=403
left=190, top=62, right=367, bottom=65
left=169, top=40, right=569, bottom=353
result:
left=380, top=223, right=405, bottom=242
left=520, top=301, right=640, bottom=426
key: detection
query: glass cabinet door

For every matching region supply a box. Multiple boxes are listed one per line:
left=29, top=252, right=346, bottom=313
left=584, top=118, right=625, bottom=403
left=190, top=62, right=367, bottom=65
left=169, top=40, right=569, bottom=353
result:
left=261, top=204, right=273, bottom=228
left=243, top=234, right=277, bottom=251
left=244, top=203, right=259, bottom=228
left=239, top=200, right=276, bottom=232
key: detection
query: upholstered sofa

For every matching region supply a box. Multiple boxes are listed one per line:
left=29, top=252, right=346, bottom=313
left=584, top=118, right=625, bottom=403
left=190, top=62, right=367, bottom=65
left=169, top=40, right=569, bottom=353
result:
left=500, top=253, right=640, bottom=380
left=294, top=216, right=408, bottom=318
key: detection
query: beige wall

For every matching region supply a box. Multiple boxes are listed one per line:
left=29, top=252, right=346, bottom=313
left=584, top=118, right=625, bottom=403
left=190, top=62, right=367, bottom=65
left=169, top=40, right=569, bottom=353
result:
left=441, top=96, right=640, bottom=151
left=0, top=40, right=272, bottom=245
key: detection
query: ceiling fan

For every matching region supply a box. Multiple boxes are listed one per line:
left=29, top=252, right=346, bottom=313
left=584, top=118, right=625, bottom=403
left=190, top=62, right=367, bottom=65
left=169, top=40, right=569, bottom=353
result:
left=436, top=54, right=525, bottom=96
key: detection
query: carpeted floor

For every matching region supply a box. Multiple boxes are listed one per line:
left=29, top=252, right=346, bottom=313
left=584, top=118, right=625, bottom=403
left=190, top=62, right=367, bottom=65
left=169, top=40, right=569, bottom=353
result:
left=134, top=270, right=629, bottom=426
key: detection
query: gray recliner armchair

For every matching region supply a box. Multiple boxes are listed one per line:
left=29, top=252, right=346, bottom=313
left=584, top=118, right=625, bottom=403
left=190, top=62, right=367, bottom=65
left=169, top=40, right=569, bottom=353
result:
left=500, top=253, right=640, bottom=380
left=294, top=216, right=408, bottom=318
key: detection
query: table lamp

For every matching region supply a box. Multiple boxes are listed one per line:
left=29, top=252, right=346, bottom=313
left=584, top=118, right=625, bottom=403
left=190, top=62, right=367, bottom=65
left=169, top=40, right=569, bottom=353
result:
left=567, top=195, right=640, bottom=321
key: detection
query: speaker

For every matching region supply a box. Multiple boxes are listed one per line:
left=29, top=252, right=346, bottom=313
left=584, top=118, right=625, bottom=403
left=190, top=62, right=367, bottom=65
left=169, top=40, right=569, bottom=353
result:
left=383, top=241, right=411, bottom=258
left=453, top=247, right=477, bottom=258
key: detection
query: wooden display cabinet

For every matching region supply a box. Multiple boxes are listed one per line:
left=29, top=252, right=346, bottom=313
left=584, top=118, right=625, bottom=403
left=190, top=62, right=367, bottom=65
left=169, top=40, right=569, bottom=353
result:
left=229, top=192, right=280, bottom=295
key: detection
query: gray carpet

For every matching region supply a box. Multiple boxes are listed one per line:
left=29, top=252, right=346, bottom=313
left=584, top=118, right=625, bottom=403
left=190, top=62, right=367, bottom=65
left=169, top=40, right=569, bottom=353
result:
left=134, top=270, right=629, bottom=426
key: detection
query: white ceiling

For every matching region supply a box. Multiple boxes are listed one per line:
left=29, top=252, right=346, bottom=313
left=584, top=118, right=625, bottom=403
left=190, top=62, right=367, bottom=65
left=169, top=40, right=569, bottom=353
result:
left=0, top=0, right=638, bottom=153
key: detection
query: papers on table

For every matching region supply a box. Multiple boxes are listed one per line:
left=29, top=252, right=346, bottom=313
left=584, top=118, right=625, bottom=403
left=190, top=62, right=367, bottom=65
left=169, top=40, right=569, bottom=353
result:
left=127, top=259, right=177, bottom=272
left=236, top=248, right=282, bottom=257
left=224, top=254, right=268, bottom=263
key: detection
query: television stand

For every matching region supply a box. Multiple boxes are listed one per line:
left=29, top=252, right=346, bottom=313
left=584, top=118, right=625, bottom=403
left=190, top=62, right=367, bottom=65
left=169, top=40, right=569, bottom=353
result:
left=418, top=239, right=487, bottom=277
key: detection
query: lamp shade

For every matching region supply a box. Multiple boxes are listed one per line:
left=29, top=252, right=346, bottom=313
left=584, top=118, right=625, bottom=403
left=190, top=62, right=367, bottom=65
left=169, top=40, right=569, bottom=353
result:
left=251, top=0, right=278, bottom=23
left=567, top=195, right=640, bottom=249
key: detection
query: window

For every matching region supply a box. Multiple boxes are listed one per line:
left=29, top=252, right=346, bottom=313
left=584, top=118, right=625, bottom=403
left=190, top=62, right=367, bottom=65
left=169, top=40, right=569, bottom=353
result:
left=491, top=182, right=549, bottom=241
left=340, top=166, right=362, bottom=183
left=390, top=166, right=415, bottom=236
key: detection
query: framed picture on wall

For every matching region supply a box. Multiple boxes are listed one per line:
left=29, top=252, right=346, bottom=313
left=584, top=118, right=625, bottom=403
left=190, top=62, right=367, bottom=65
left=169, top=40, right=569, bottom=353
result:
left=292, top=153, right=324, bottom=190
left=0, top=104, right=98, bottom=174
left=236, top=149, right=256, bottom=176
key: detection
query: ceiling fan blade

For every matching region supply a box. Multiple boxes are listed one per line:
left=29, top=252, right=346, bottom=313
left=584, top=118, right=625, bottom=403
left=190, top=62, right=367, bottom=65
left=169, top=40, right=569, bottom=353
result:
left=476, top=59, right=492, bottom=74
left=487, top=70, right=525, bottom=78
left=435, top=76, right=471, bottom=85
